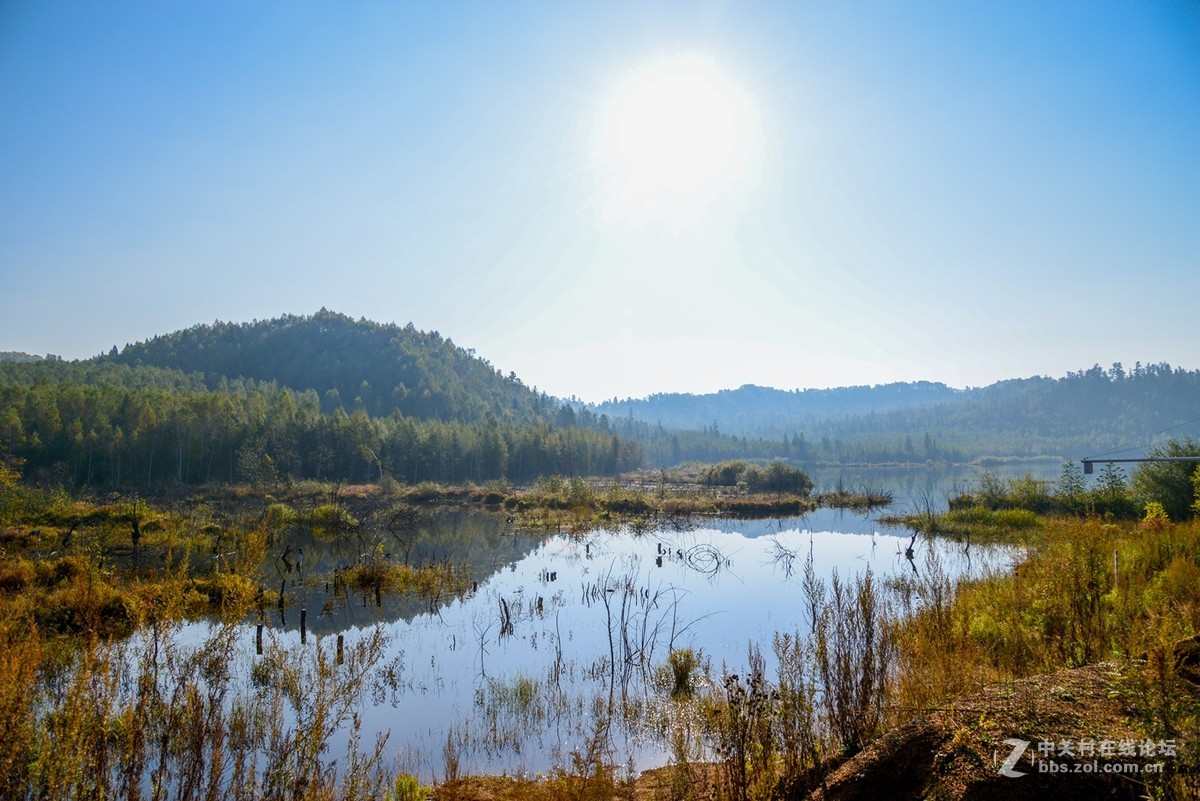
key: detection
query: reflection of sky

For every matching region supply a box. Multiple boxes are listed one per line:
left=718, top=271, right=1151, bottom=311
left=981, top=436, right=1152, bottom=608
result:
left=173, top=512, right=1016, bottom=781
left=708, top=508, right=891, bottom=537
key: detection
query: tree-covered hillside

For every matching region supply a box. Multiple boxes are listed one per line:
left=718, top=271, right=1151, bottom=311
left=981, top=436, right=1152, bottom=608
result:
left=105, top=310, right=549, bottom=424
left=0, top=312, right=647, bottom=489
left=825, top=364, right=1200, bottom=459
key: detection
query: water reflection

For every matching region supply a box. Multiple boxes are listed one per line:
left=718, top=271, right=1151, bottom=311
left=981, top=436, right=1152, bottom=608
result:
left=808, top=460, right=1063, bottom=513
left=263, top=509, right=545, bottom=636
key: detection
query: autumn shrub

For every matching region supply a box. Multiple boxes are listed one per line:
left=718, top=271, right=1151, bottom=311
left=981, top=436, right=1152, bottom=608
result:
left=658, top=647, right=704, bottom=699
left=307, top=502, right=359, bottom=537
left=772, top=631, right=822, bottom=796
left=1141, top=501, right=1170, bottom=529
left=702, top=461, right=750, bottom=487
left=813, top=568, right=894, bottom=755
left=390, top=773, right=429, bottom=801
left=0, top=559, right=34, bottom=593
left=548, top=712, right=634, bottom=801
left=342, top=550, right=467, bottom=599
left=263, top=502, right=298, bottom=528
left=743, top=461, right=814, bottom=496
left=0, top=621, right=39, bottom=791
left=602, top=483, right=652, bottom=515
left=403, top=482, right=449, bottom=504
left=703, top=646, right=775, bottom=801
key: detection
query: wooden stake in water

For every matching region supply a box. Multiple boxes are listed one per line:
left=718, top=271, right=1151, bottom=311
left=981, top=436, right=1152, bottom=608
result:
left=300, top=607, right=307, bottom=645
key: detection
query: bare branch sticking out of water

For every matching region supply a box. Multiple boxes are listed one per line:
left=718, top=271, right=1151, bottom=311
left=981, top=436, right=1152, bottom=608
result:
left=769, top=538, right=799, bottom=580
left=680, top=543, right=731, bottom=579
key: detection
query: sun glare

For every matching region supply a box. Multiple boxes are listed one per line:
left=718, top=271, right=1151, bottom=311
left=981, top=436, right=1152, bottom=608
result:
left=592, top=55, right=758, bottom=228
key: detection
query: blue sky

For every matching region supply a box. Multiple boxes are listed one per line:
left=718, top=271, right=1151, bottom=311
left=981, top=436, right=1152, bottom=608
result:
left=2, top=1, right=1197, bottom=402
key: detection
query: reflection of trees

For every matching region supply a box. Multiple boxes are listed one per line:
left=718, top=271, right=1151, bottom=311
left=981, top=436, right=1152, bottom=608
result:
left=383, top=501, right=421, bottom=565
left=769, top=538, right=798, bottom=580
left=267, top=509, right=543, bottom=635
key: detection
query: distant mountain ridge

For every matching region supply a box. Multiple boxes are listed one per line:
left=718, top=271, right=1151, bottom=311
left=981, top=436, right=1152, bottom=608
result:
left=592, top=381, right=963, bottom=436
left=591, top=363, right=1200, bottom=461
left=0, top=352, right=45, bottom=364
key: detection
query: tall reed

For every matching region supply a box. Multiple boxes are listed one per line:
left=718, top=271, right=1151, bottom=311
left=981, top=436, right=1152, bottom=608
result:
left=0, top=621, right=396, bottom=801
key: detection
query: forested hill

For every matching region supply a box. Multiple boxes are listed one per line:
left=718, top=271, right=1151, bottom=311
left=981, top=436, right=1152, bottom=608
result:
left=0, top=313, right=644, bottom=489
left=103, top=310, right=549, bottom=424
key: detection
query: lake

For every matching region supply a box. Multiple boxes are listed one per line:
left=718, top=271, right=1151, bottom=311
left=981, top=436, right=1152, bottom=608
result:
left=172, top=463, right=1045, bottom=782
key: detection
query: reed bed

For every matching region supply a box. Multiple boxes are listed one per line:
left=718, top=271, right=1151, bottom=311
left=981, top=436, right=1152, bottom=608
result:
left=0, top=620, right=401, bottom=801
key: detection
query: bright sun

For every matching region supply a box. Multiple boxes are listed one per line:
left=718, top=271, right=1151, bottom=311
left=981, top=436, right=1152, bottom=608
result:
left=592, top=55, right=758, bottom=228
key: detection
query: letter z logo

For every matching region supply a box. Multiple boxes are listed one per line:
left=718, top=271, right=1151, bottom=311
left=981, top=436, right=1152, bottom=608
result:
left=999, top=738, right=1031, bottom=777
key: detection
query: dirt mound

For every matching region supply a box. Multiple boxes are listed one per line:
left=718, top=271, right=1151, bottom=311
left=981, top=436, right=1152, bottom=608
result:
left=808, top=661, right=1184, bottom=801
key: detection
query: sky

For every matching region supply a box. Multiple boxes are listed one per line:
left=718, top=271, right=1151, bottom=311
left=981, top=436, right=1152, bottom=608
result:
left=1, top=1, right=1198, bottom=403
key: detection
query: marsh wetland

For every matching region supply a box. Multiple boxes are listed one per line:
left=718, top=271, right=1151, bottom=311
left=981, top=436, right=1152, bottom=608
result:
left=217, top=504, right=1014, bottom=780
left=3, top=459, right=1197, bottom=800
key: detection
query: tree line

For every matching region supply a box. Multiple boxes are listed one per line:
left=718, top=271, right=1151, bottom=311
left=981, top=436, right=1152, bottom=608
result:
left=0, top=378, right=642, bottom=489
left=0, top=365, right=1010, bottom=489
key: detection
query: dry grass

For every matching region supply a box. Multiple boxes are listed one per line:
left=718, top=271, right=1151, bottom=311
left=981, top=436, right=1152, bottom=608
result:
left=890, top=517, right=1200, bottom=712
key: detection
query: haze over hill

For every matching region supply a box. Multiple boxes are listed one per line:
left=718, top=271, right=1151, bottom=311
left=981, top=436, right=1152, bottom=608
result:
left=591, top=382, right=964, bottom=435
